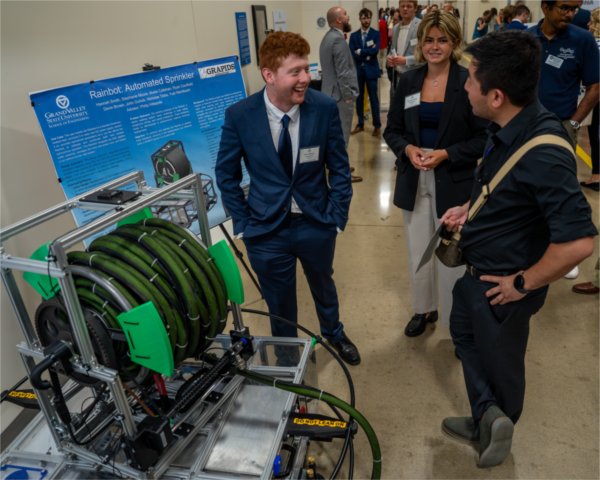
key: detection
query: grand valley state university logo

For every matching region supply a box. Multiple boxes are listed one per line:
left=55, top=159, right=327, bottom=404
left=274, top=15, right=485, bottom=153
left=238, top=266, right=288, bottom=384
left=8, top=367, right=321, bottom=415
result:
left=56, top=94, right=70, bottom=109
left=44, top=94, right=89, bottom=126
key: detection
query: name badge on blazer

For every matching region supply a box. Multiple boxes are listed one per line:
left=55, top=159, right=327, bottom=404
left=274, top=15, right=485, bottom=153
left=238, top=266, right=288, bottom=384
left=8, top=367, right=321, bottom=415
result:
left=299, top=146, right=320, bottom=163
left=405, top=92, right=420, bottom=110
left=366, top=39, right=375, bottom=47
left=410, top=38, right=418, bottom=47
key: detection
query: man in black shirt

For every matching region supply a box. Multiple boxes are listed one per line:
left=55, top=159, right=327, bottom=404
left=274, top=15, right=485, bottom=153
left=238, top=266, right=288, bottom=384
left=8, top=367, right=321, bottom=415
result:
left=440, top=31, right=596, bottom=468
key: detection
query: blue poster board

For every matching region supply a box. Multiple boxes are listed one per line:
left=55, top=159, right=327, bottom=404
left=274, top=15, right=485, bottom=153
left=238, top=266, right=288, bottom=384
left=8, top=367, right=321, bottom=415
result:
left=236, top=12, right=252, bottom=66
left=30, top=56, right=247, bottom=229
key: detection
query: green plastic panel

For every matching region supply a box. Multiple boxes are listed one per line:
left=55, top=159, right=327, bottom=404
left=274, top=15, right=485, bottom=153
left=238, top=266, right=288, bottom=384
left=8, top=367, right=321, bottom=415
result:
left=117, top=207, right=153, bottom=227
left=208, top=239, right=244, bottom=304
left=117, top=302, right=174, bottom=376
left=23, top=242, right=60, bottom=300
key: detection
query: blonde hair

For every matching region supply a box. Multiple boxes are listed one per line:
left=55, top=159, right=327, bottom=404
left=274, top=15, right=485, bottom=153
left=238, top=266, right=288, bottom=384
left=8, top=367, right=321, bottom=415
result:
left=415, top=11, right=463, bottom=63
left=590, top=8, right=600, bottom=38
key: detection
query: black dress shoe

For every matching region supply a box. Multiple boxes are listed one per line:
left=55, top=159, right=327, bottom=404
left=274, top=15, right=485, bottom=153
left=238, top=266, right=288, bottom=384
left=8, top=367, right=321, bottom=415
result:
left=404, top=311, right=438, bottom=337
left=330, top=334, right=361, bottom=365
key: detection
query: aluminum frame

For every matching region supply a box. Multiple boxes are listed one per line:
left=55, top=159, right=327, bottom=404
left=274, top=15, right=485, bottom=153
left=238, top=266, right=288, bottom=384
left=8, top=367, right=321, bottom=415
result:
left=1, top=171, right=311, bottom=479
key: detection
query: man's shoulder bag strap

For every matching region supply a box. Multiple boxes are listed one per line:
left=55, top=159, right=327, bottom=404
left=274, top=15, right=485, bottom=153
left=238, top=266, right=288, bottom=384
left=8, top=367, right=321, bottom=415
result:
left=468, top=134, right=574, bottom=221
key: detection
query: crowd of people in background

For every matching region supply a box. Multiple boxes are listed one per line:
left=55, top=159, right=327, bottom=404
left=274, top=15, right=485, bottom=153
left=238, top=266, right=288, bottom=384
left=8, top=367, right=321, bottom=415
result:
left=216, top=0, right=598, bottom=470
left=470, top=2, right=533, bottom=39
left=362, top=1, right=600, bottom=199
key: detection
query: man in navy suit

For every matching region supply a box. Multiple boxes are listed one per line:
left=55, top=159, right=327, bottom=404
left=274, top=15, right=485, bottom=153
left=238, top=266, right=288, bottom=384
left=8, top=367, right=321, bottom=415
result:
left=506, top=4, right=530, bottom=30
left=349, top=8, right=382, bottom=137
left=216, top=31, right=361, bottom=366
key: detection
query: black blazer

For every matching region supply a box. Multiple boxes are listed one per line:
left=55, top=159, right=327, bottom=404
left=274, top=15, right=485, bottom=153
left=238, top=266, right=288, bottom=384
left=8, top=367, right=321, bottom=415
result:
left=383, top=61, right=487, bottom=217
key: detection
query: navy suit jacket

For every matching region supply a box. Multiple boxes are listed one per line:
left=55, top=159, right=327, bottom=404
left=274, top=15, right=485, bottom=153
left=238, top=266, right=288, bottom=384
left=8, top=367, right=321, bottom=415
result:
left=383, top=62, right=487, bottom=218
left=506, top=20, right=527, bottom=30
left=216, top=88, right=353, bottom=238
left=349, top=28, right=380, bottom=79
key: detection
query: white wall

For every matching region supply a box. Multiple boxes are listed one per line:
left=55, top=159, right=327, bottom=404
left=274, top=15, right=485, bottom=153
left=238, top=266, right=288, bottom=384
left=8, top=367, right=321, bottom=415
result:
left=0, top=0, right=378, bottom=431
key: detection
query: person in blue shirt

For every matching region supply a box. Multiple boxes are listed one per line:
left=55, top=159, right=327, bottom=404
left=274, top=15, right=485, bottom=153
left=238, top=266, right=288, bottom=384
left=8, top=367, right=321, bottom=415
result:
left=472, top=9, right=496, bottom=39
left=528, top=0, right=599, bottom=147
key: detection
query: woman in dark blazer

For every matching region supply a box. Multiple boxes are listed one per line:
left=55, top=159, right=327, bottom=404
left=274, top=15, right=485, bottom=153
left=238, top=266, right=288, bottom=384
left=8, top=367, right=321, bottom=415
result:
left=383, top=11, right=486, bottom=337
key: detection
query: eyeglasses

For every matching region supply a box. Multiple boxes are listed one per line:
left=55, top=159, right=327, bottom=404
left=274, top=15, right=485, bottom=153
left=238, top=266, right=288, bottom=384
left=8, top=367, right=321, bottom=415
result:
left=554, top=4, right=579, bottom=14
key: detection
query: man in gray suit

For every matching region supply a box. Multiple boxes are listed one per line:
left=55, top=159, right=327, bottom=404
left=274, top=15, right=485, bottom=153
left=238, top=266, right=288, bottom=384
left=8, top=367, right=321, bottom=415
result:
left=320, top=6, right=362, bottom=183
left=387, top=0, right=422, bottom=94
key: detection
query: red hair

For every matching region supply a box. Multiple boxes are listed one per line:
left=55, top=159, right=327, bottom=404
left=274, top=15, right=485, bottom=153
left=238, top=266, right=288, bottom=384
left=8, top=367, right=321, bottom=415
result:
left=259, top=32, right=310, bottom=71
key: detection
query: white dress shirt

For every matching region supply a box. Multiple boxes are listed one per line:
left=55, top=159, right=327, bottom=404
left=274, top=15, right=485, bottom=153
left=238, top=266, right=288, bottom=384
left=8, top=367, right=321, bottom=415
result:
left=263, top=88, right=301, bottom=213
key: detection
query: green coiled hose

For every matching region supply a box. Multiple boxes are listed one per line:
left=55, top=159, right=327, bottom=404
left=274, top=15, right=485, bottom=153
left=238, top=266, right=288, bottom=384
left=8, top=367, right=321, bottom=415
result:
left=64, top=218, right=229, bottom=379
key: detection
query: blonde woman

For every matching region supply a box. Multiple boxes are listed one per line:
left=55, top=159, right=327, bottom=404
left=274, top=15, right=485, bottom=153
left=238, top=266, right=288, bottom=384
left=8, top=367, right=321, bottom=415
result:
left=384, top=11, right=486, bottom=337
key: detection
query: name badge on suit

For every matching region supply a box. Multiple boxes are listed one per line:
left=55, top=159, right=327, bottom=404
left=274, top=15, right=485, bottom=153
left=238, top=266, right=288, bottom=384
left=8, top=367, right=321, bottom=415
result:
left=299, top=146, right=320, bottom=164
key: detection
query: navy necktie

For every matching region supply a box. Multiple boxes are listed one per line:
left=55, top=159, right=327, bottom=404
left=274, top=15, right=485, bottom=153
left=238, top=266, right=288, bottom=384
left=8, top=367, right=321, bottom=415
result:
left=278, top=114, right=293, bottom=179
left=362, top=31, right=367, bottom=48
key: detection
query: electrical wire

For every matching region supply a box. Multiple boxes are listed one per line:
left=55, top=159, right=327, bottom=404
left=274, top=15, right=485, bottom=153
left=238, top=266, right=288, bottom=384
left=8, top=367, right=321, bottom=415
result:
left=45, top=242, right=61, bottom=298
left=240, top=307, right=355, bottom=407
left=331, top=425, right=354, bottom=479
left=240, top=307, right=358, bottom=478
left=237, top=369, right=381, bottom=480
left=124, top=384, right=156, bottom=417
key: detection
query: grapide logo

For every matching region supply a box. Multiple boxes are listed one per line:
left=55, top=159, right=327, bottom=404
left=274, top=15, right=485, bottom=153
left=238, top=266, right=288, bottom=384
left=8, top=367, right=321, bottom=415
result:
left=198, top=62, right=236, bottom=79
left=56, top=95, right=70, bottom=109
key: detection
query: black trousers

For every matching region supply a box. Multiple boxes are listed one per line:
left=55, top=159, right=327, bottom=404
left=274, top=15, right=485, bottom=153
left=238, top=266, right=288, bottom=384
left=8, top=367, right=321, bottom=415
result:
left=450, top=272, right=547, bottom=425
left=587, top=104, right=599, bottom=175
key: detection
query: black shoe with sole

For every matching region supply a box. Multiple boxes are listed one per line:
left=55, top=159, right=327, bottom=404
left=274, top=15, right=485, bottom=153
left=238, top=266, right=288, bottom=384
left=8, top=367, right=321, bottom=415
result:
left=330, top=333, right=361, bottom=365
left=404, top=310, right=438, bottom=337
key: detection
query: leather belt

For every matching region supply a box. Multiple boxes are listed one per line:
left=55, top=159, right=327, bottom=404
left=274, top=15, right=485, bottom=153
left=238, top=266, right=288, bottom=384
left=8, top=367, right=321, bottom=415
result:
left=465, top=263, right=484, bottom=278
left=465, top=263, right=512, bottom=279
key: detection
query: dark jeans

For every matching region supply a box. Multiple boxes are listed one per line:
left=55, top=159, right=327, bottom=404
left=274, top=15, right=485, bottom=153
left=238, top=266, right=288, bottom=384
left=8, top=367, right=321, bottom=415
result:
left=450, top=272, right=547, bottom=424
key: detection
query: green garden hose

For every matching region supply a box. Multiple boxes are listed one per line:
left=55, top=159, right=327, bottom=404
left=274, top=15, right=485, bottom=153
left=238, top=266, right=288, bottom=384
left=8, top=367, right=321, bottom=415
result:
left=68, top=250, right=187, bottom=363
left=142, top=218, right=227, bottom=324
left=238, top=369, right=382, bottom=480
left=63, top=218, right=229, bottom=380
left=113, top=225, right=202, bottom=357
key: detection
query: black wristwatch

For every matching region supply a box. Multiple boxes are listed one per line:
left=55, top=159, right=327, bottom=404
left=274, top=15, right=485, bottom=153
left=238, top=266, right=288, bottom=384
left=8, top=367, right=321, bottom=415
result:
left=513, top=271, right=532, bottom=294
